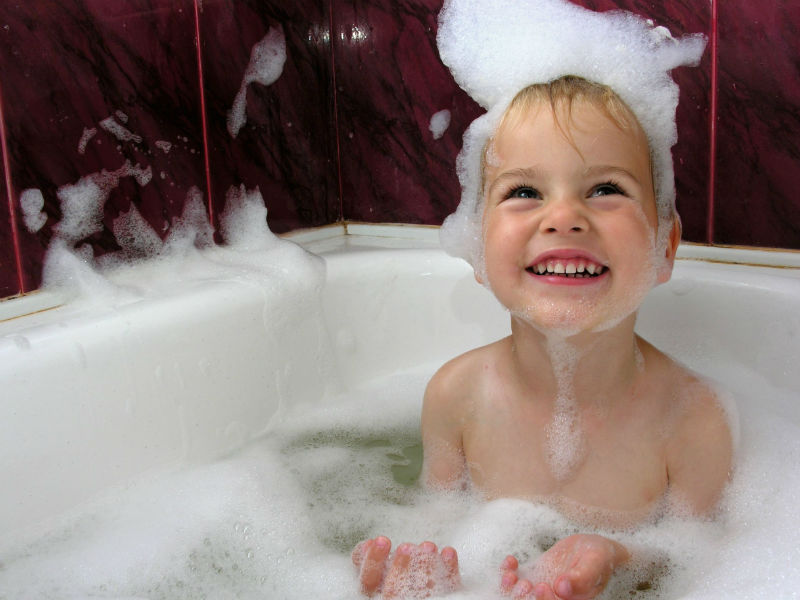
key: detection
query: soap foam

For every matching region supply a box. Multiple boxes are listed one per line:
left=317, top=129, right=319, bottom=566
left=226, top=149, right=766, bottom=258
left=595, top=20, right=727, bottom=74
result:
left=436, top=0, right=705, bottom=268
left=19, top=188, right=47, bottom=233
left=39, top=146, right=320, bottom=316
left=542, top=338, right=585, bottom=481
left=429, top=109, right=452, bottom=140
left=77, top=126, right=97, bottom=154
left=219, top=184, right=280, bottom=251
left=1, top=360, right=798, bottom=599
left=100, top=114, right=143, bottom=144
left=111, top=202, right=165, bottom=259
left=228, top=26, right=287, bottom=138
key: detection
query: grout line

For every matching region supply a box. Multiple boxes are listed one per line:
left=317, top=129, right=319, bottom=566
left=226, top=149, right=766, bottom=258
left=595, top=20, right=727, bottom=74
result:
left=328, top=0, right=345, bottom=224
left=707, top=0, right=719, bottom=244
left=0, top=77, right=26, bottom=294
left=193, top=0, right=215, bottom=229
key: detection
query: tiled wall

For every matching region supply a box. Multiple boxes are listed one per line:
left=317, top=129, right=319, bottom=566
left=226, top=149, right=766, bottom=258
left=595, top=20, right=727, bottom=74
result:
left=1, top=0, right=798, bottom=300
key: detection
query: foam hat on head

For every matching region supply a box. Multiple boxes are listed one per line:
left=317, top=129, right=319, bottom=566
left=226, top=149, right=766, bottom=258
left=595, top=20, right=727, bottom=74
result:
left=436, top=0, right=706, bottom=270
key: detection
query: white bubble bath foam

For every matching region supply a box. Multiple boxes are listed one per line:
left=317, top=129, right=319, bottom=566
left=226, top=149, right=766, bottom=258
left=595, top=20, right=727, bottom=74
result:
left=1, top=225, right=799, bottom=599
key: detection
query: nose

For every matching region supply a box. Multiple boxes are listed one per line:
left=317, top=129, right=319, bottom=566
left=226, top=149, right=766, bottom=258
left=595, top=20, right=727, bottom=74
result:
left=538, top=195, right=589, bottom=234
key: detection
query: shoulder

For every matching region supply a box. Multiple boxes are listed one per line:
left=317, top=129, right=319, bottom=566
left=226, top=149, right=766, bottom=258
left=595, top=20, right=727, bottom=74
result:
left=662, top=361, right=736, bottom=515
left=422, top=338, right=509, bottom=426
left=421, top=339, right=508, bottom=489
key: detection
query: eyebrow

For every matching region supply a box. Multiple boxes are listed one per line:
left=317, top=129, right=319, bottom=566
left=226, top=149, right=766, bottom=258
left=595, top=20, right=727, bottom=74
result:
left=486, top=166, right=547, bottom=194
left=582, top=165, right=643, bottom=184
left=487, top=164, right=643, bottom=195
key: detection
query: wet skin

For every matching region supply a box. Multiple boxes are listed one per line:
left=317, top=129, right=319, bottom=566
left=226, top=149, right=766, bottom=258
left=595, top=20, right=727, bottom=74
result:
left=353, top=102, right=732, bottom=599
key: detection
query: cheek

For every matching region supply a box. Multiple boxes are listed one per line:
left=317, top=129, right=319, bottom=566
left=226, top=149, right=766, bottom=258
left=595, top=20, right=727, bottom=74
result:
left=481, top=212, right=503, bottom=257
left=612, top=204, right=659, bottom=255
left=483, top=213, right=520, bottom=265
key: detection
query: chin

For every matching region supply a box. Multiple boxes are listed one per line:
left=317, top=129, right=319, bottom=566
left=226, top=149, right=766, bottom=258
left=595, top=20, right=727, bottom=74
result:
left=511, top=306, right=593, bottom=338
left=511, top=301, right=638, bottom=339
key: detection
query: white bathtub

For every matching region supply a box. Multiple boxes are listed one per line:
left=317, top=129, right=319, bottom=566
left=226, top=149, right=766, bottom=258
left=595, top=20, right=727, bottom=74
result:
left=1, top=225, right=799, bottom=597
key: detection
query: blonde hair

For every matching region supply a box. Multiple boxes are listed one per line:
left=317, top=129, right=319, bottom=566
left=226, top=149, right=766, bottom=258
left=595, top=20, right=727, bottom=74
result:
left=480, top=75, right=658, bottom=211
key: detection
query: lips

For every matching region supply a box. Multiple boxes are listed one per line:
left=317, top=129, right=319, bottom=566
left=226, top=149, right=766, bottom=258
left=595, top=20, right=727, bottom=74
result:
left=526, top=251, right=608, bottom=279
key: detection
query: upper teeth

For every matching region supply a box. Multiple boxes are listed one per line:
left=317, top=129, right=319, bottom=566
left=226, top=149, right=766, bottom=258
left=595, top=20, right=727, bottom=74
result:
left=532, top=260, right=604, bottom=275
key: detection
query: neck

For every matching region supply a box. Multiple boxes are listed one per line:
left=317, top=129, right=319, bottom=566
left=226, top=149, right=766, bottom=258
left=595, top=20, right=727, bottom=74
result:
left=509, top=314, right=642, bottom=405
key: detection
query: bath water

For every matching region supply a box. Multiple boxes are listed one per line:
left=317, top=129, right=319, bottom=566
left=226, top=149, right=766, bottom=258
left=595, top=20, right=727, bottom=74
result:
left=1, top=350, right=798, bottom=599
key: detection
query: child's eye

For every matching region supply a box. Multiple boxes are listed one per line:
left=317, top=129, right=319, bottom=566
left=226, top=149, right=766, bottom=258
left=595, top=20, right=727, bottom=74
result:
left=590, top=182, right=625, bottom=197
left=506, top=186, right=541, bottom=200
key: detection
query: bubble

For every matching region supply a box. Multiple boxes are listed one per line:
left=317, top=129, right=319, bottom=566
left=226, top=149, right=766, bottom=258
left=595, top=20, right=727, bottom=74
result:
left=19, top=188, right=47, bottom=233
left=429, top=109, right=451, bottom=140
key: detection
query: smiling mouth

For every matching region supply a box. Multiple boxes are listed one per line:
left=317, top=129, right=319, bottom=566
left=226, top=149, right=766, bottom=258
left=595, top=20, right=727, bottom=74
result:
left=526, top=260, right=608, bottom=279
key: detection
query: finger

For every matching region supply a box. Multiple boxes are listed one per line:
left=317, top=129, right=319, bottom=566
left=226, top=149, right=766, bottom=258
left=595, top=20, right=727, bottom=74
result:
left=553, top=575, right=574, bottom=599
left=558, top=548, right=609, bottom=600
left=500, top=569, right=519, bottom=595
left=533, top=582, right=558, bottom=600
left=511, top=579, right=535, bottom=599
left=421, top=541, right=438, bottom=554
left=555, top=571, right=606, bottom=600
left=501, top=554, right=519, bottom=572
left=381, top=543, right=414, bottom=599
left=359, top=536, right=392, bottom=596
left=352, top=539, right=370, bottom=568
left=442, top=546, right=460, bottom=581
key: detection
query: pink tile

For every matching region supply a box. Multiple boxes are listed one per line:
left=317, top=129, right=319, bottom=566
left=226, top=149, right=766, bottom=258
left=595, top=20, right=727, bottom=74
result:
left=332, top=0, right=483, bottom=225
left=714, top=1, right=800, bottom=248
left=198, top=0, right=340, bottom=234
left=0, top=0, right=205, bottom=292
left=333, top=0, right=710, bottom=237
left=0, top=150, right=22, bottom=297
left=576, top=0, right=713, bottom=243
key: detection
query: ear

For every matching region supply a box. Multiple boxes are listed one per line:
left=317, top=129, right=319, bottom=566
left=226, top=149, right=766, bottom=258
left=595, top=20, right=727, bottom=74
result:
left=657, top=216, right=682, bottom=284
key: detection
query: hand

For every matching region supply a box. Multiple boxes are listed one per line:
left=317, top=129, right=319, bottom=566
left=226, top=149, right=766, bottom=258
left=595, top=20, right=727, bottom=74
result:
left=352, top=536, right=461, bottom=598
left=499, top=534, right=630, bottom=600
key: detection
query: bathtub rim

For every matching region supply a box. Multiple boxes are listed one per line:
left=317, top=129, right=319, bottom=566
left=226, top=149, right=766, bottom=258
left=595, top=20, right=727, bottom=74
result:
left=1, top=222, right=799, bottom=323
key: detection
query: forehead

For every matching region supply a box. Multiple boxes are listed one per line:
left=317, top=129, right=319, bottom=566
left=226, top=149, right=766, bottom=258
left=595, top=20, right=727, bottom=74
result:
left=491, top=100, right=651, bottom=168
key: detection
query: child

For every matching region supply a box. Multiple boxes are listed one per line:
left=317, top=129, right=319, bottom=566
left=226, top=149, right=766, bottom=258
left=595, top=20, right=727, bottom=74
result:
left=352, top=76, right=734, bottom=599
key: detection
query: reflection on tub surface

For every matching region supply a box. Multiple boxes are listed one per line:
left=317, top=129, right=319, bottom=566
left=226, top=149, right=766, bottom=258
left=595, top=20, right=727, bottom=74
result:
left=1, top=234, right=799, bottom=599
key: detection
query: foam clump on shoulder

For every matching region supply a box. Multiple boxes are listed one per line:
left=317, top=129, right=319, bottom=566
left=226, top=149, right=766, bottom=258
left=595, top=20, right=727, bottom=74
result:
left=436, top=0, right=706, bottom=265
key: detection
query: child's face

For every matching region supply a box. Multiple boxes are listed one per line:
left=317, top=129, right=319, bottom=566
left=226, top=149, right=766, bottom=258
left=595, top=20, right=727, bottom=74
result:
left=481, top=101, right=671, bottom=335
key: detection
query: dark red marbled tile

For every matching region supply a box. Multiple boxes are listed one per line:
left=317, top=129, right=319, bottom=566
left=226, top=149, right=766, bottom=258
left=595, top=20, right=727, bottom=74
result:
left=334, top=0, right=708, bottom=232
left=198, top=0, right=339, bottom=234
left=0, top=158, right=22, bottom=298
left=0, top=0, right=205, bottom=291
left=332, top=0, right=483, bottom=225
left=714, top=1, right=800, bottom=249
left=577, top=0, right=713, bottom=243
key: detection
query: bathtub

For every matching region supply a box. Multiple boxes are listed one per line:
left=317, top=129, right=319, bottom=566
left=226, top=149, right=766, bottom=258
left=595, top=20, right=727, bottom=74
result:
left=1, top=224, right=799, bottom=597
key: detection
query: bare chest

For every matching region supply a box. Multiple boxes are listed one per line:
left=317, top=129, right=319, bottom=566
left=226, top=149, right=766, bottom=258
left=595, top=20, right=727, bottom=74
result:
left=462, top=402, right=669, bottom=521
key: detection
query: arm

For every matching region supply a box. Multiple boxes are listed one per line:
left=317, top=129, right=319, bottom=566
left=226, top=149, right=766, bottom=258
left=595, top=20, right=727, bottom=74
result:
left=351, top=360, right=472, bottom=597
left=666, top=384, right=735, bottom=515
left=420, top=359, right=471, bottom=490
